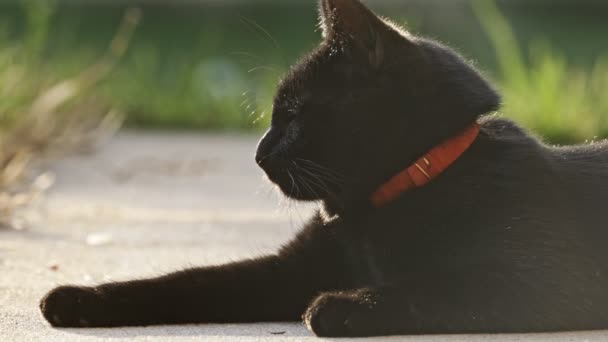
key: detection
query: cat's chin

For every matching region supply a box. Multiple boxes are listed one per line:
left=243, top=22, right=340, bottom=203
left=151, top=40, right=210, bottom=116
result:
left=266, top=177, right=322, bottom=202
left=276, top=182, right=323, bottom=202
left=263, top=166, right=334, bottom=202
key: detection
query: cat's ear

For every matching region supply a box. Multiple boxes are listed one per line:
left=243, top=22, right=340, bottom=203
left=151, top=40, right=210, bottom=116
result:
left=319, top=0, right=392, bottom=68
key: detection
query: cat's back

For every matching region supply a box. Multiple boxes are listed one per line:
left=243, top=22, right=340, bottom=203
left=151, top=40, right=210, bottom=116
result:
left=551, top=139, right=608, bottom=167
left=479, top=118, right=608, bottom=243
left=479, top=116, right=608, bottom=197
left=549, top=140, right=608, bottom=247
left=547, top=138, right=608, bottom=208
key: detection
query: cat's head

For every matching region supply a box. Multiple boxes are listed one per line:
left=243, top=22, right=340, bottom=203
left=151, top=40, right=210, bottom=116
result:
left=256, top=0, right=500, bottom=210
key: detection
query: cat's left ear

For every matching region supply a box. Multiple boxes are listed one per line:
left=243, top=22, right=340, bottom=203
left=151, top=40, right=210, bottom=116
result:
left=319, top=0, right=393, bottom=68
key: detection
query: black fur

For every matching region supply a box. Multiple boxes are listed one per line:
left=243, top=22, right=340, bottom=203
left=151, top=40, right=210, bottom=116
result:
left=40, top=0, right=608, bottom=337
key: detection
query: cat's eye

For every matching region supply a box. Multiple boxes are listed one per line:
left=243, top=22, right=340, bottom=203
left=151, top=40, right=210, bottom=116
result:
left=287, top=108, right=298, bottom=117
left=284, top=108, right=299, bottom=122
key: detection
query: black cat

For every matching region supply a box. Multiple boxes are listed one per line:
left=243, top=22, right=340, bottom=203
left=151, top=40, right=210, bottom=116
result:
left=40, top=0, right=608, bottom=337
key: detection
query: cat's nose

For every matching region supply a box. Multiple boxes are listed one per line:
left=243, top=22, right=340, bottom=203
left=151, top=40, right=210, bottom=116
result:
left=255, top=151, right=272, bottom=167
left=256, top=151, right=285, bottom=176
left=256, top=130, right=276, bottom=168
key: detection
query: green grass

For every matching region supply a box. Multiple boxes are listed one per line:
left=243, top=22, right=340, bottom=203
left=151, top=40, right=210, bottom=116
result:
left=0, top=1, right=138, bottom=194
left=473, top=0, right=608, bottom=144
left=32, top=3, right=318, bottom=131
left=0, top=1, right=607, bottom=142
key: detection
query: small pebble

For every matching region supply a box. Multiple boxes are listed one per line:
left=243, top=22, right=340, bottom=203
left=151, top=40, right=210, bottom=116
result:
left=86, top=233, right=113, bottom=246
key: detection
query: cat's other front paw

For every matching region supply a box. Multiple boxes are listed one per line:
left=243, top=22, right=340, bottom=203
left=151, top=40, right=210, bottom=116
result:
left=304, top=292, right=364, bottom=337
left=40, top=286, right=103, bottom=327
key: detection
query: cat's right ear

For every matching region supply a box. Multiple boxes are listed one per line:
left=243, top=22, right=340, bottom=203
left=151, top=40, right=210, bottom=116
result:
left=319, top=0, right=410, bottom=68
left=319, top=0, right=387, bottom=67
left=320, top=0, right=376, bottom=40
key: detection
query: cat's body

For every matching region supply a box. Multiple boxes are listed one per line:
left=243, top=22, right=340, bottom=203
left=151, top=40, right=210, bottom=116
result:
left=40, top=0, right=608, bottom=337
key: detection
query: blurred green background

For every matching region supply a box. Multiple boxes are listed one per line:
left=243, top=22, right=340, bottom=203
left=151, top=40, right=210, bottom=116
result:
left=1, top=0, right=608, bottom=143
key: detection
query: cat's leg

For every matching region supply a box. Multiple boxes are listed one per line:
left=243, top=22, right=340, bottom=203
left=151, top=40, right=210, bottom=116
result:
left=305, top=286, right=492, bottom=337
left=40, top=216, right=351, bottom=327
left=304, top=282, right=582, bottom=337
left=305, top=287, right=410, bottom=337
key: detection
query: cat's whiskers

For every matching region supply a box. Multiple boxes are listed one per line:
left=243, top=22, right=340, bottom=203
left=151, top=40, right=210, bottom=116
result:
left=292, top=159, right=345, bottom=188
left=294, top=158, right=349, bottom=184
left=254, top=182, right=273, bottom=198
left=291, top=162, right=324, bottom=200
left=286, top=168, right=315, bottom=227
left=238, top=15, right=287, bottom=68
left=293, top=164, right=335, bottom=194
left=258, top=182, right=288, bottom=212
left=297, top=165, right=343, bottom=188
left=287, top=170, right=320, bottom=227
left=286, top=170, right=300, bottom=199
left=291, top=161, right=335, bottom=199
left=248, top=66, right=278, bottom=74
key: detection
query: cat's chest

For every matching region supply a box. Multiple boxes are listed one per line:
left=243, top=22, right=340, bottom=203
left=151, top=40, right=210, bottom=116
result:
left=336, top=209, right=460, bottom=286
left=337, top=218, right=418, bottom=286
left=341, top=239, right=386, bottom=286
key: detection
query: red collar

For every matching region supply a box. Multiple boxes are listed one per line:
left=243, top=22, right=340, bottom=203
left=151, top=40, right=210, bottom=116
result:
left=371, top=123, right=481, bottom=207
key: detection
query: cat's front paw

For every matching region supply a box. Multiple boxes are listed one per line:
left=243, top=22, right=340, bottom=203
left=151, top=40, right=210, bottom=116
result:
left=40, top=286, right=103, bottom=327
left=304, top=292, right=364, bottom=337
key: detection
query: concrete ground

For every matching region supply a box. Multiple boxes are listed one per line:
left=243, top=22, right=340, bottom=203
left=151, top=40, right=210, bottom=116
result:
left=2, top=131, right=608, bottom=341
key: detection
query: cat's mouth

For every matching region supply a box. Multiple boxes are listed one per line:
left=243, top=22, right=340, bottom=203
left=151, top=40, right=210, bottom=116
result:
left=272, top=169, right=315, bottom=200
left=262, top=165, right=319, bottom=201
left=261, top=158, right=342, bottom=202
